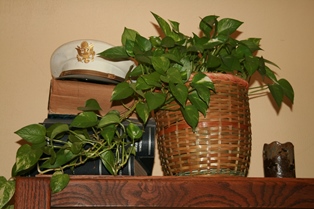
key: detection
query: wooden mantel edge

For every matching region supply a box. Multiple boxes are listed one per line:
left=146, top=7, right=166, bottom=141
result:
left=14, top=176, right=314, bottom=208
left=45, top=176, right=314, bottom=208
left=33, top=174, right=314, bottom=181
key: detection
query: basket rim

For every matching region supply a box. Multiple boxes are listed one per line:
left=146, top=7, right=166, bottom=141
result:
left=193, top=73, right=249, bottom=89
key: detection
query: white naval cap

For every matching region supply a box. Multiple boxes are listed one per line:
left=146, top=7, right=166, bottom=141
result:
left=50, top=39, right=133, bottom=83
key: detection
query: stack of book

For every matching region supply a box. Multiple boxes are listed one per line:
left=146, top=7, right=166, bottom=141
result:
left=42, top=78, right=156, bottom=176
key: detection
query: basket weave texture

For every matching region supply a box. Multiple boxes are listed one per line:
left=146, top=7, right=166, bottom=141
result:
left=154, top=73, right=252, bottom=176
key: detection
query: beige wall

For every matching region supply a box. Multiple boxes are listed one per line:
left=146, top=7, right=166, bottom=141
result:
left=1, top=0, right=313, bottom=178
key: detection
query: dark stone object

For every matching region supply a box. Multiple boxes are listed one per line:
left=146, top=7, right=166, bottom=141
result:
left=263, top=141, right=296, bottom=178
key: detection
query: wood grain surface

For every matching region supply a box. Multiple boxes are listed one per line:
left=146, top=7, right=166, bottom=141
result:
left=14, top=176, right=314, bottom=208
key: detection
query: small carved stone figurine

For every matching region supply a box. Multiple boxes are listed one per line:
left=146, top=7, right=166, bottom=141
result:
left=263, top=141, right=296, bottom=178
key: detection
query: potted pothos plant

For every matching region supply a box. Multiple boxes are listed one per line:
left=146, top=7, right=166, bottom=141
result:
left=98, top=12, right=294, bottom=176
left=0, top=12, right=294, bottom=209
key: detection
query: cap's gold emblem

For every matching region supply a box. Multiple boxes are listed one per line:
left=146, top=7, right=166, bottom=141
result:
left=76, top=41, right=95, bottom=63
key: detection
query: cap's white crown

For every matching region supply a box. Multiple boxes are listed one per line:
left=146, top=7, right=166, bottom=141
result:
left=50, top=39, right=133, bottom=82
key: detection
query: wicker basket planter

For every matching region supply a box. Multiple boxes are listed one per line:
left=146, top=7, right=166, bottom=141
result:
left=154, top=73, right=252, bottom=176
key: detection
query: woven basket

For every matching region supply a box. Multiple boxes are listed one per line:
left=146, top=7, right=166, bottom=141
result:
left=154, top=73, right=251, bottom=176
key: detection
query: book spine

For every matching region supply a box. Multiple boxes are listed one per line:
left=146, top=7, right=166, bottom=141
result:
left=33, top=116, right=156, bottom=176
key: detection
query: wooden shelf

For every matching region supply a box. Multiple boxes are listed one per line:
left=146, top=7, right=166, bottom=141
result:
left=14, top=176, right=314, bottom=208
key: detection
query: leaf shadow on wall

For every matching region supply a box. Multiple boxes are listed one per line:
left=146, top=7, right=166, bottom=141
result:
left=248, top=73, right=294, bottom=115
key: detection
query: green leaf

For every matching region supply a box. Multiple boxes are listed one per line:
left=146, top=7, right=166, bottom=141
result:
left=98, top=46, right=129, bottom=60
left=179, top=57, right=193, bottom=80
left=152, top=12, right=172, bottom=37
left=192, top=35, right=208, bottom=49
left=31, top=141, right=47, bottom=150
left=134, top=54, right=152, bottom=65
left=268, top=83, right=284, bottom=107
left=42, top=146, right=54, bottom=155
left=77, top=98, right=102, bottom=111
left=278, top=79, right=294, bottom=103
left=191, top=72, right=215, bottom=90
left=265, top=66, right=277, bottom=82
left=98, top=112, right=120, bottom=128
left=199, top=15, right=218, bottom=37
left=15, top=144, right=43, bottom=173
left=100, top=150, right=115, bottom=175
left=49, top=123, right=69, bottom=139
left=111, top=82, right=134, bottom=100
left=170, top=82, right=188, bottom=108
left=149, top=36, right=162, bottom=47
left=166, top=67, right=184, bottom=84
left=125, top=39, right=135, bottom=57
left=206, top=54, right=221, bottom=68
left=41, top=149, right=77, bottom=169
left=258, top=57, right=266, bottom=76
left=127, top=146, right=136, bottom=156
left=187, top=43, right=202, bottom=53
left=145, top=92, right=166, bottom=111
left=48, top=149, right=57, bottom=165
left=244, top=56, right=259, bottom=76
left=136, top=102, right=150, bottom=124
left=151, top=56, right=170, bottom=75
left=135, top=76, right=153, bottom=90
left=135, top=34, right=152, bottom=52
left=129, top=65, right=144, bottom=77
left=50, top=172, right=70, bottom=193
left=193, top=84, right=211, bottom=106
left=70, top=112, right=98, bottom=128
left=14, top=124, right=46, bottom=144
left=264, top=58, right=280, bottom=69
left=160, top=74, right=169, bottom=83
left=162, top=53, right=181, bottom=64
left=127, top=123, right=143, bottom=140
left=141, top=72, right=162, bottom=88
left=3, top=204, right=14, bottom=209
left=68, top=131, right=88, bottom=143
left=181, top=105, right=199, bottom=130
left=0, top=176, right=15, bottom=209
left=220, top=55, right=242, bottom=72
left=46, top=123, right=63, bottom=139
left=233, top=44, right=252, bottom=58
left=70, top=142, right=83, bottom=154
left=100, top=124, right=116, bottom=144
left=169, top=19, right=180, bottom=32
left=241, top=38, right=262, bottom=53
left=217, top=18, right=243, bottom=35
left=161, top=36, right=175, bottom=48
left=203, top=35, right=227, bottom=49
left=131, top=82, right=145, bottom=98
left=188, top=91, right=208, bottom=116
left=107, top=109, right=121, bottom=117
left=121, top=27, right=138, bottom=46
